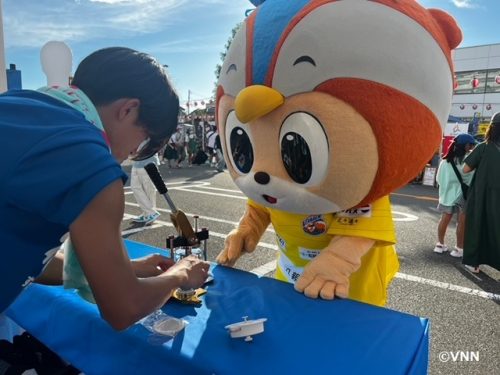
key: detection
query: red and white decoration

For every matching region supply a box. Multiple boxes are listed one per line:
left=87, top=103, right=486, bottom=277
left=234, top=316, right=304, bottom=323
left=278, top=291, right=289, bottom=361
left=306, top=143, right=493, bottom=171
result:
left=471, top=77, right=480, bottom=88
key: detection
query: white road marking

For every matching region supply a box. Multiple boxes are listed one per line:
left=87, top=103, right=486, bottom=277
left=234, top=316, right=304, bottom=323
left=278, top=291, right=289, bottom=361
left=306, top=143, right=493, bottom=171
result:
left=249, top=262, right=500, bottom=301
left=123, top=180, right=500, bottom=301
left=172, top=187, right=247, bottom=200
left=121, top=224, right=163, bottom=236
left=394, top=272, right=500, bottom=301
left=251, top=261, right=277, bottom=276
left=122, top=213, right=278, bottom=250
left=124, top=181, right=200, bottom=189
left=124, top=201, right=277, bottom=234
left=189, top=185, right=243, bottom=193
left=132, top=181, right=420, bottom=221
left=391, top=211, right=418, bottom=222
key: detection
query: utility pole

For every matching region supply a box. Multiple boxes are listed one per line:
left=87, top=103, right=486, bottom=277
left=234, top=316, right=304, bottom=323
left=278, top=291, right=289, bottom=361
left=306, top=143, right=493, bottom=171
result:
left=187, top=89, right=191, bottom=124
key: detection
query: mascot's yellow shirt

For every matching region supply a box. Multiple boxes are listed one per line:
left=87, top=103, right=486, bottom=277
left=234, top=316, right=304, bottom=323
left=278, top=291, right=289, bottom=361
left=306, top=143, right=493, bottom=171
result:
left=248, top=196, right=399, bottom=307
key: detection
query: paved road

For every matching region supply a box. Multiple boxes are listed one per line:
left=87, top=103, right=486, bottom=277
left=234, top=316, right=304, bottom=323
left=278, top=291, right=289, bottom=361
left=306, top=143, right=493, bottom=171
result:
left=122, top=163, right=499, bottom=375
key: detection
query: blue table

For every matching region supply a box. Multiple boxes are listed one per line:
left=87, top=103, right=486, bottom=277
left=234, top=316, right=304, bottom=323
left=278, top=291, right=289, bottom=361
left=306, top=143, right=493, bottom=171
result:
left=7, top=240, right=429, bottom=374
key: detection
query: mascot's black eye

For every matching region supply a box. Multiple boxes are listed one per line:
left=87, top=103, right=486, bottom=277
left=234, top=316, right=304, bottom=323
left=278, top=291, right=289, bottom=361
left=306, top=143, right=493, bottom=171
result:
left=281, top=132, right=312, bottom=184
left=230, top=127, right=253, bottom=174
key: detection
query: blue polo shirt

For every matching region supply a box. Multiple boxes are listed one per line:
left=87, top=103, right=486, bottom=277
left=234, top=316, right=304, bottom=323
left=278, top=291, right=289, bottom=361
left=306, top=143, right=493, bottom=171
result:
left=0, top=90, right=127, bottom=312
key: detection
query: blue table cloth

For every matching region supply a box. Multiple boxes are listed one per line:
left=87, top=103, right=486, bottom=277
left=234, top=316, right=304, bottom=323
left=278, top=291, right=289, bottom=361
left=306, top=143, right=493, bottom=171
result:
left=7, top=240, right=429, bottom=374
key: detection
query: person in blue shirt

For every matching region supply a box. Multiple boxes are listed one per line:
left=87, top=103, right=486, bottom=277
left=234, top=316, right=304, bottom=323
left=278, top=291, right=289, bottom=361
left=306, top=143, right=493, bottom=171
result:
left=433, top=133, right=476, bottom=257
left=0, top=47, right=209, bottom=331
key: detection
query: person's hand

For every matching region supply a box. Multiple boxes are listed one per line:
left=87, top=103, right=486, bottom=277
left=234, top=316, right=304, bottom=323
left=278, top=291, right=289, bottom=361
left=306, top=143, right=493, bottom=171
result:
left=216, top=228, right=259, bottom=267
left=131, top=254, right=174, bottom=278
left=162, top=255, right=210, bottom=290
left=294, top=237, right=374, bottom=300
left=216, top=204, right=270, bottom=267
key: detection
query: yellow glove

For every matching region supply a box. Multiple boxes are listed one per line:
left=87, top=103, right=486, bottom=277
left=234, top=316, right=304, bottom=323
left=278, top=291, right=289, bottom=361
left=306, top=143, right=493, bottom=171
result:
left=295, top=236, right=375, bottom=300
left=216, top=203, right=270, bottom=267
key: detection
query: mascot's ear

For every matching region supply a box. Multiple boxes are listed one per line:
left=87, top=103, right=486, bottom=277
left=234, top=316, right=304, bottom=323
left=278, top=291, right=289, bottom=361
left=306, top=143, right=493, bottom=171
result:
left=428, top=9, right=462, bottom=50
left=249, top=0, right=266, bottom=6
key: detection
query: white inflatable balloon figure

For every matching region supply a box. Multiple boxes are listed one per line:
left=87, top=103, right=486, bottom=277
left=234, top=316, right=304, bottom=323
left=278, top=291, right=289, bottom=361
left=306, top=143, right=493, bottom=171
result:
left=40, top=41, right=72, bottom=87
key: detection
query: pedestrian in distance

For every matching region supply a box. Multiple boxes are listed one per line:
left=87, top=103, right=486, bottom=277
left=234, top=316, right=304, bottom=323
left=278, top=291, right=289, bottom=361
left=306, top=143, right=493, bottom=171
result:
left=206, top=125, right=217, bottom=166
left=169, top=126, right=185, bottom=168
left=214, top=132, right=226, bottom=172
left=433, top=133, right=476, bottom=257
left=187, top=130, right=198, bottom=167
left=162, top=138, right=178, bottom=168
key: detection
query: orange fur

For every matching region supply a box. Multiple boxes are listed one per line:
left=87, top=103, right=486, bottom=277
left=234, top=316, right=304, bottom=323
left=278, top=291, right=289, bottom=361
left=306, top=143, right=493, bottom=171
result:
left=316, top=78, right=442, bottom=206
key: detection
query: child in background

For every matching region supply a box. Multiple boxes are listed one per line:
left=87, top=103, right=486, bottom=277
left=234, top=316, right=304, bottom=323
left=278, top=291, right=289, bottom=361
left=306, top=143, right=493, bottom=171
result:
left=434, top=133, right=476, bottom=257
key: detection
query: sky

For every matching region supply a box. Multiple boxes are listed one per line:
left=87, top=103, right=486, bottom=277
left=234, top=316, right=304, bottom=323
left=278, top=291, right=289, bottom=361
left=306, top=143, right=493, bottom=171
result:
left=2, top=0, right=500, bottom=107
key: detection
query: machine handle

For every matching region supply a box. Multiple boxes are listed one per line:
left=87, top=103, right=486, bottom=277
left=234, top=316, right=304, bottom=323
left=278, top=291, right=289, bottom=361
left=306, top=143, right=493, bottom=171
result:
left=144, top=163, right=168, bottom=195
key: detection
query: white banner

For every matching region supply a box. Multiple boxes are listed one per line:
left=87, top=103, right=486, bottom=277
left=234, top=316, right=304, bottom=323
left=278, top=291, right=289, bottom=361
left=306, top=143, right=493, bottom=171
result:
left=444, top=122, right=469, bottom=137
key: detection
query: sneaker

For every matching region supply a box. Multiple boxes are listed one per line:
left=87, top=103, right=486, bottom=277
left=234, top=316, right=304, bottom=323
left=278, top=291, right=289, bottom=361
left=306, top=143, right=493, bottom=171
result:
left=450, top=247, right=463, bottom=258
left=433, top=243, right=448, bottom=253
left=143, top=212, right=160, bottom=225
left=132, top=215, right=147, bottom=223
left=464, top=264, right=480, bottom=274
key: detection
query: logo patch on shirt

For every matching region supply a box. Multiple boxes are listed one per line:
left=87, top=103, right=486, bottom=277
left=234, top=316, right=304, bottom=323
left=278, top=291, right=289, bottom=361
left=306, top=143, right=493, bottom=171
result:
left=278, top=254, right=304, bottom=283
left=336, top=217, right=358, bottom=225
left=302, top=215, right=326, bottom=236
left=299, top=248, right=321, bottom=260
left=276, top=235, right=286, bottom=250
left=336, top=205, right=372, bottom=218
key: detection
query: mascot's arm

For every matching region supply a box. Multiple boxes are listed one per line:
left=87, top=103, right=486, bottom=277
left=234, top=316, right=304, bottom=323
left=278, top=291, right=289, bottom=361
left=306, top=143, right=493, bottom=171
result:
left=295, top=236, right=374, bottom=300
left=216, top=202, right=271, bottom=267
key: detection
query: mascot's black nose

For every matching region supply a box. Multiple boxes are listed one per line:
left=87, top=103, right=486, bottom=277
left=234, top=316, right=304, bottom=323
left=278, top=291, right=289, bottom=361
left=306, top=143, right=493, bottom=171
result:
left=254, top=171, right=270, bottom=185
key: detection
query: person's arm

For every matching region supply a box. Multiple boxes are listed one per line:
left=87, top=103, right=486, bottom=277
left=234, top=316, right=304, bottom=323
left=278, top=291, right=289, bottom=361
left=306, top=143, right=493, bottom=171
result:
left=35, top=250, right=176, bottom=286
left=34, top=251, right=64, bottom=285
left=295, top=236, right=375, bottom=299
left=435, top=160, right=444, bottom=187
left=69, top=179, right=209, bottom=330
left=463, top=143, right=484, bottom=173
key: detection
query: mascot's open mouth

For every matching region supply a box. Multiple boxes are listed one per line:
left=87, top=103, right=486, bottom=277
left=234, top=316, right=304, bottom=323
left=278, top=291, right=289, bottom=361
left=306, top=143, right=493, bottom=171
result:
left=262, top=194, right=277, bottom=204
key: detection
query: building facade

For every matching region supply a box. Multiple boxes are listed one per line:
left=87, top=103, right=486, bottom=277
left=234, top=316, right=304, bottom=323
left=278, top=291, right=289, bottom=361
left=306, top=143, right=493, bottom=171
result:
left=451, top=43, right=500, bottom=137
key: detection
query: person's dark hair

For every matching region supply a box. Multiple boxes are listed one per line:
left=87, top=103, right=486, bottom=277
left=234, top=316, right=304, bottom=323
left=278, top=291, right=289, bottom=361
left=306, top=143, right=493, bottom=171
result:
left=485, top=112, right=500, bottom=144
left=71, top=47, right=179, bottom=160
left=443, top=141, right=467, bottom=164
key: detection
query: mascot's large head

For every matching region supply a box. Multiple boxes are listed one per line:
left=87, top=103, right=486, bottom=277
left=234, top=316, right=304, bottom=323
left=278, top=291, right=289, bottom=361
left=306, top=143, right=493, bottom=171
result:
left=216, top=0, right=461, bottom=214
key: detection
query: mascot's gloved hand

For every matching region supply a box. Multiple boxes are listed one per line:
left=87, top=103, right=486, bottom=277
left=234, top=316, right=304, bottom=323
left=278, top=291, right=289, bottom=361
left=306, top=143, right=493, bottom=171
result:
left=216, top=204, right=270, bottom=267
left=295, top=236, right=375, bottom=300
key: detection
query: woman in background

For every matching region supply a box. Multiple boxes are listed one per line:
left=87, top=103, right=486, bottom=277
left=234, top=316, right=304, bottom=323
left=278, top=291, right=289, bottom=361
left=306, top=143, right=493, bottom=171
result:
left=462, top=113, right=500, bottom=273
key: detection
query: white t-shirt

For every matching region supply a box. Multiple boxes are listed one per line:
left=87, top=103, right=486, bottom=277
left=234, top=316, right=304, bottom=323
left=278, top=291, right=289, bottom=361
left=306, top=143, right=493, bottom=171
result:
left=170, top=131, right=183, bottom=146
left=207, top=131, right=217, bottom=148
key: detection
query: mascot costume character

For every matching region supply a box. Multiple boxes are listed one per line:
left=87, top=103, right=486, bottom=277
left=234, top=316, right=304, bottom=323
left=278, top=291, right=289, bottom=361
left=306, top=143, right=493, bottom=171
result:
left=215, top=0, right=461, bottom=306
